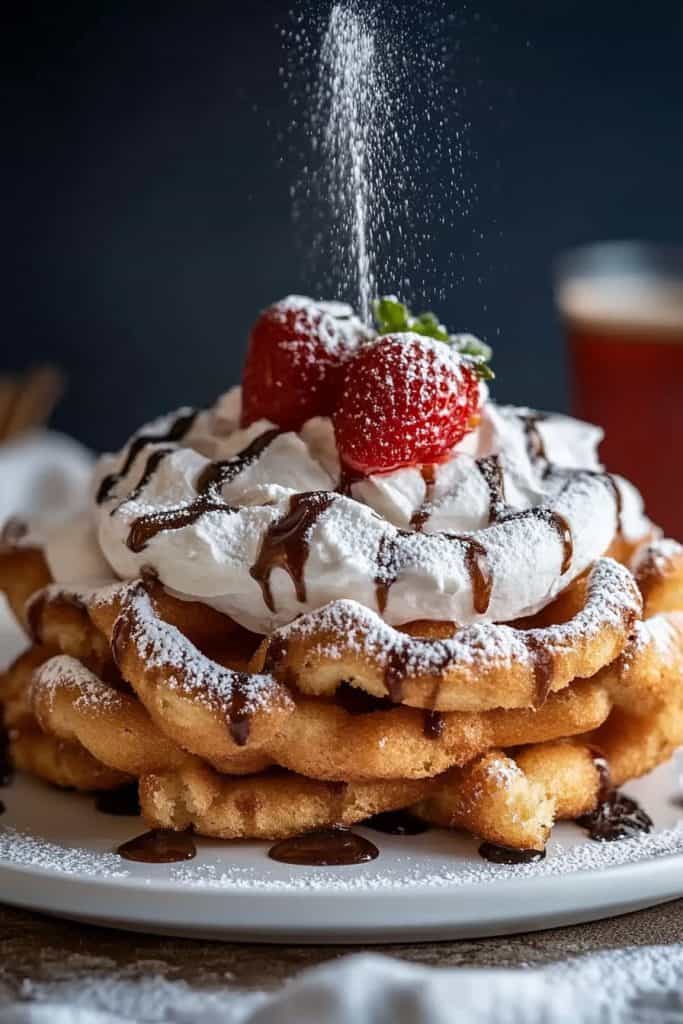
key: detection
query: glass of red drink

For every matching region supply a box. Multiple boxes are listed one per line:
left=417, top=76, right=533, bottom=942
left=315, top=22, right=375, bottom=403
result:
left=555, top=242, right=683, bottom=540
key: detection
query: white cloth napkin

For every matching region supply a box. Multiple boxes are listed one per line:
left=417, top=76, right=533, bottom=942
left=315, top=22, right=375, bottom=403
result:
left=2, top=946, right=683, bottom=1024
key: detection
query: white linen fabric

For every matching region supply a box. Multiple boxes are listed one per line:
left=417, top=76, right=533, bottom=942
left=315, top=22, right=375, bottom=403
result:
left=1, top=947, right=683, bottom=1024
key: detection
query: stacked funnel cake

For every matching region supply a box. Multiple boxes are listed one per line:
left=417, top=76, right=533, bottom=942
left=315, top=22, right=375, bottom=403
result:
left=2, top=295, right=683, bottom=856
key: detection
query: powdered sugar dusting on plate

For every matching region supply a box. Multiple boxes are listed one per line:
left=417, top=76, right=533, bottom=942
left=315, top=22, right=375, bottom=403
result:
left=0, top=827, right=130, bottom=879
left=169, top=822, right=683, bottom=892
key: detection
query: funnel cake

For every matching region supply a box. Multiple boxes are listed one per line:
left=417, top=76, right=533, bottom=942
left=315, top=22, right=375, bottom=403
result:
left=1, top=295, right=682, bottom=860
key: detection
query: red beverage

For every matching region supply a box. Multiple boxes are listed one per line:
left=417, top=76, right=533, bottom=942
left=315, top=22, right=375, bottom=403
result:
left=557, top=243, right=683, bottom=539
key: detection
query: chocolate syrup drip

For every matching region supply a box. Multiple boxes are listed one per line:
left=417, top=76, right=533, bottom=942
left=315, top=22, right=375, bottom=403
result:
left=97, top=409, right=198, bottom=504
left=250, top=491, right=334, bottom=612
left=268, top=828, right=379, bottom=866
left=423, top=709, right=445, bottom=739
left=479, top=841, right=546, bottom=864
left=125, top=428, right=279, bottom=553
left=337, top=464, right=367, bottom=496
left=364, top=810, right=430, bottom=835
left=0, top=709, right=14, bottom=787
left=519, top=411, right=550, bottom=475
left=111, top=587, right=255, bottom=746
left=502, top=507, right=573, bottom=576
left=410, top=465, right=437, bottom=533
left=375, top=532, right=492, bottom=617
left=384, top=646, right=410, bottom=703
left=477, top=455, right=507, bottom=522
left=524, top=633, right=555, bottom=708
left=584, top=471, right=623, bottom=535
left=0, top=800, right=5, bottom=815
left=223, top=677, right=255, bottom=746
left=95, top=784, right=141, bottom=817
left=116, top=828, right=197, bottom=863
left=576, top=792, right=653, bottom=842
left=603, top=473, right=624, bottom=535
left=196, top=428, right=280, bottom=493
left=374, top=534, right=400, bottom=614
left=128, top=498, right=239, bottom=553
left=453, top=536, right=494, bottom=614
left=116, top=447, right=173, bottom=511
left=334, top=682, right=394, bottom=714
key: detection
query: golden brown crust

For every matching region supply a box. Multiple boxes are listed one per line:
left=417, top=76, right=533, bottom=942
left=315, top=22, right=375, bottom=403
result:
left=416, top=692, right=683, bottom=852
left=10, top=728, right=130, bottom=791
left=139, top=763, right=435, bottom=840
left=264, top=560, right=642, bottom=711
left=631, top=539, right=683, bottom=617
left=0, top=544, right=51, bottom=630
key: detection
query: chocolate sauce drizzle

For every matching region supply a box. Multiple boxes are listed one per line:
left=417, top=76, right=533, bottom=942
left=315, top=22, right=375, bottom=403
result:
left=0, top=800, right=5, bottom=815
left=503, top=507, right=574, bottom=576
left=105, top=405, right=628, bottom=639
left=576, top=793, right=653, bottom=842
left=268, top=828, right=379, bottom=866
left=337, top=464, right=367, bottom=497
left=423, top=709, right=445, bottom=739
left=375, top=532, right=492, bottom=618
left=116, top=447, right=173, bottom=511
left=334, top=682, right=393, bottom=714
left=574, top=748, right=652, bottom=841
left=95, top=784, right=141, bottom=817
left=410, top=465, right=437, bottom=532
left=97, top=409, right=199, bottom=505
left=111, top=582, right=256, bottom=746
left=250, top=491, right=334, bottom=612
left=116, top=828, right=197, bottom=863
left=479, top=841, right=546, bottom=864
left=519, top=411, right=550, bottom=476
left=477, top=454, right=507, bottom=522
left=363, top=810, right=430, bottom=835
left=524, top=633, right=556, bottom=708
left=126, top=428, right=280, bottom=553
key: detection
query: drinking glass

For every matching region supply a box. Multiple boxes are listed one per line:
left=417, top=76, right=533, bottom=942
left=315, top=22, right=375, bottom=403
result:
left=555, top=241, right=683, bottom=539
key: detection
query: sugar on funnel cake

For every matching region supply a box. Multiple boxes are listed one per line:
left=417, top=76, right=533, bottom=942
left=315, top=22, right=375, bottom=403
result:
left=1, top=295, right=683, bottom=864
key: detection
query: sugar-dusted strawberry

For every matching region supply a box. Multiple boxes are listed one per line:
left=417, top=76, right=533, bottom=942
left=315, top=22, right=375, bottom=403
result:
left=333, top=332, right=485, bottom=475
left=241, top=296, right=369, bottom=431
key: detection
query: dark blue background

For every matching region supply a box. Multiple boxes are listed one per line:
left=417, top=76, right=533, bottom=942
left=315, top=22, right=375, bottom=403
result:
left=4, top=1, right=682, bottom=450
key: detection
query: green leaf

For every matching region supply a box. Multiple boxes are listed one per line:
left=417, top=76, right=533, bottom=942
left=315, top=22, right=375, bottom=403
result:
left=450, top=333, right=493, bottom=362
left=412, top=311, right=450, bottom=342
left=373, top=296, right=409, bottom=334
left=372, top=296, right=494, bottom=374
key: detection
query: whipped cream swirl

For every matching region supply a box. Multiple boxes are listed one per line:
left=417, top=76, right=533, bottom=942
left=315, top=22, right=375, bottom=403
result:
left=45, top=387, right=651, bottom=634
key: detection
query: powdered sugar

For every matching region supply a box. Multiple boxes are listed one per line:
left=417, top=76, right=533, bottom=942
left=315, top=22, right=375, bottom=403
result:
left=122, top=587, right=279, bottom=716
left=275, top=558, right=640, bottom=680
left=85, top=389, right=653, bottom=634
left=169, top=822, right=683, bottom=892
left=0, top=827, right=129, bottom=879
left=34, top=656, right=122, bottom=716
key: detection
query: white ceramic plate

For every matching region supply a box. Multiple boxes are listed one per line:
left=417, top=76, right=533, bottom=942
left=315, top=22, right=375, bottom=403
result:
left=1, top=609, right=683, bottom=943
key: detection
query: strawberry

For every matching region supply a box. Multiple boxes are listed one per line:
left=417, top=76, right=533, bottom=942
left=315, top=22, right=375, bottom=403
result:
left=333, top=332, right=484, bottom=475
left=241, top=296, right=368, bottom=431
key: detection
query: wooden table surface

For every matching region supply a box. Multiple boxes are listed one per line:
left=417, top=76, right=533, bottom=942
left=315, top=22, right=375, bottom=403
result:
left=1, top=899, right=682, bottom=998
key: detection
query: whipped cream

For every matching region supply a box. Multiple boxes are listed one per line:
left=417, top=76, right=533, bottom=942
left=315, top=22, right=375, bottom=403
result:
left=41, top=387, right=651, bottom=635
left=0, top=429, right=93, bottom=533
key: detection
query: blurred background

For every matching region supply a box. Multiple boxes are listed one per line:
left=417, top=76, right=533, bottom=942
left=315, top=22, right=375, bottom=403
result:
left=3, top=0, right=683, bottom=451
